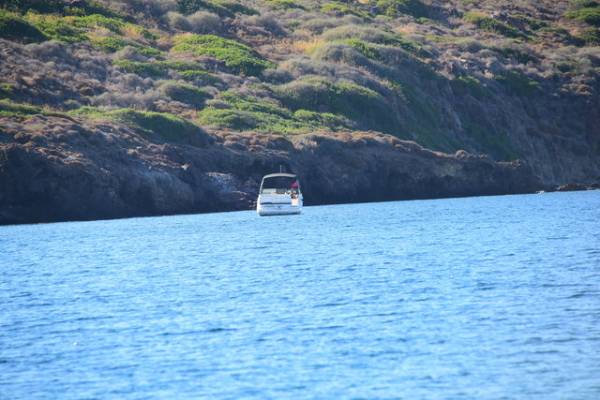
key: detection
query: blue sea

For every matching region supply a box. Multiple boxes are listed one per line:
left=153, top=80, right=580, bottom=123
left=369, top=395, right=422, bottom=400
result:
left=1, top=191, right=599, bottom=399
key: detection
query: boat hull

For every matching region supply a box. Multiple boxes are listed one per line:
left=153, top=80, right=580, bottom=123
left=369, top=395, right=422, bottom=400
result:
left=257, top=203, right=302, bottom=216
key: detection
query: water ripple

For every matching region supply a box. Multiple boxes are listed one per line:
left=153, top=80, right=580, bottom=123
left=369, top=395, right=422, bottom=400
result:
left=1, top=191, right=599, bottom=399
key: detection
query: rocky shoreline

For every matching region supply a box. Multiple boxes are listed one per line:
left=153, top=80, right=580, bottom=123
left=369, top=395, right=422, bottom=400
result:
left=0, top=114, right=549, bottom=225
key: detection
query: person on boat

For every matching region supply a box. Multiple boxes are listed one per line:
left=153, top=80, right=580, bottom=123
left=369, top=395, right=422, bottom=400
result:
left=290, top=179, right=299, bottom=198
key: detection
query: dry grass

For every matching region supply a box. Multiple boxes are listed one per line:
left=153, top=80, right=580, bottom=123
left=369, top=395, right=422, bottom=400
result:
left=291, top=37, right=326, bottom=54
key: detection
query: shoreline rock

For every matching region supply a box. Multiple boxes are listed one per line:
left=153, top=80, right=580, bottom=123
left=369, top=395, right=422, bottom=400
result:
left=1, top=115, right=546, bottom=225
left=554, top=182, right=600, bottom=192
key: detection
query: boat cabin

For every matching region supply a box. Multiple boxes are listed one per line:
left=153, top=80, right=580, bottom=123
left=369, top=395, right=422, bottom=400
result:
left=257, top=173, right=303, bottom=216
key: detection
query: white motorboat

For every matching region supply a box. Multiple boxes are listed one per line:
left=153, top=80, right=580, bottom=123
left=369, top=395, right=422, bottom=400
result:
left=257, top=173, right=303, bottom=216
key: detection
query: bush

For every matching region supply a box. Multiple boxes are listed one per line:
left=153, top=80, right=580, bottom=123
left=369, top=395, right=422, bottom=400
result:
left=186, top=11, right=222, bottom=33
left=495, top=71, right=540, bottom=95
left=321, top=2, right=370, bottom=19
left=24, top=13, right=87, bottom=42
left=293, top=109, right=351, bottom=129
left=113, top=60, right=208, bottom=77
left=158, top=60, right=208, bottom=71
left=450, top=76, right=487, bottom=99
left=569, top=0, right=599, bottom=9
left=178, top=70, right=223, bottom=85
left=197, top=91, right=353, bottom=133
left=242, top=14, right=286, bottom=36
left=565, top=6, right=600, bottom=26
left=2, top=0, right=68, bottom=14
left=73, top=107, right=211, bottom=145
left=23, top=12, right=157, bottom=49
left=2, top=0, right=123, bottom=18
left=176, top=0, right=255, bottom=16
left=324, top=25, right=422, bottom=54
left=340, top=38, right=382, bottom=61
left=171, top=33, right=275, bottom=76
left=464, top=12, right=524, bottom=38
left=96, top=38, right=161, bottom=55
left=113, top=60, right=169, bottom=77
left=69, top=14, right=125, bottom=33
left=0, top=10, right=47, bottom=43
left=167, top=10, right=221, bottom=33
left=166, top=11, right=192, bottom=31
left=125, top=0, right=178, bottom=18
left=576, top=27, right=600, bottom=44
left=263, top=0, right=306, bottom=10
left=212, top=0, right=257, bottom=15
left=0, top=83, right=14, bottom=98
left=273, top=77, right=397, bottom=133
left=159, top=81, right=211, bottom=107
left=493, top=45, right=537, bottom=64
left=0, top=99, right=42, bottom=117
left=323, top=25, right=402, bottom=45
left=375, top=0, right=429, bottom=18
left=111, top=109, right=207, bottom=143
left=177, top=0, right=222, bottom=15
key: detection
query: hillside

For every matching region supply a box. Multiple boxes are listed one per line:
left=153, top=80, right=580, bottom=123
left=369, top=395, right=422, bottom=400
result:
left=1, top=0, right=599, bottom=223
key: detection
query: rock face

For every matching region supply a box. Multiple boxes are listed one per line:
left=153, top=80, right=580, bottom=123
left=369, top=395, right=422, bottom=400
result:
left=0, top=115, right=541, bottom=225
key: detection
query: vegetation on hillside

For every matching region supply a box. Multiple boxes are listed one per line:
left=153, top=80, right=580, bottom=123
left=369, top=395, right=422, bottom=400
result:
left=0, top=0, right=598, bottom=162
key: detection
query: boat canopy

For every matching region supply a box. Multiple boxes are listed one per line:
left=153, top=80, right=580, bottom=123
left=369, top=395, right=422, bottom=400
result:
left=261, top=173, right=297, bottom=180
left=260, top=173, right=300, bottom=193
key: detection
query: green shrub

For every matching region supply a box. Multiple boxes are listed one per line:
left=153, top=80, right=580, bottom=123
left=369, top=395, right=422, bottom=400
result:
left=575, top=27, right=600, bottom=44
left=322, top=26, right=421, bottom=54
left=495, top=71, right=540, bottom=95
left=113, top=60, right=208, bottom=78
left=73, top=107, right=210, bottom=144
left=321, top=2, right=369, bottom=18
left=159, top=82, right=211, bottom=107
left=464, top=12, right=524, bottom=38
left=0, top=83, right=14, bottom=98
left=493, top=46, right=537, bottom=64
left=90, top=36, right=129, bottom=52
left=24, top=13, right=156, bottom=47
left=264, top=0, right=306, bottom=10
left=69, top=13, right=125, bottom=32
left=212, top=0, right=258, bottom=15
left=450, top=76, right=487, bottom=99
left=512, top=14, right=548, bottom=31
left=565, top=6, right=600, bottom=26
left=0, top=10, right=47, bottom=43
left=2, top=0, right=124, bottom=19
left=24, top=13, right=86, bottom=42
left=176, top=0, right=256, bottom=16
left=293, top=109, right=351, bottom=129
left=197, top=91, right=353, bottom=133
left=113, top=60, right=169, bottom=77
left=177, top=0, right=229, bottom=16
left=569, top=0, right=599, bottom=9
left=179, top=70, right=222, bottom=85
left=157, top=60, right=207, bottom=71
left=341, top=38, right=381, bottom=60
left=375, top=0, right=429, bottom=18
left=111, top=109, right=207, bottom=143
left=69, top=14, right=156, bottom=39
left=0, top=99, right=42, bottom=117
left=273, top=77, right=397, bottom=134
left=91, top=36, right=161, bottom=54
left=172, top=34, right=275, bottom=76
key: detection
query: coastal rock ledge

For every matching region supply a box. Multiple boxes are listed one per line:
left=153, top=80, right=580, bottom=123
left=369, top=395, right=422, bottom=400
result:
left=0, top=115, right=541, bottom=225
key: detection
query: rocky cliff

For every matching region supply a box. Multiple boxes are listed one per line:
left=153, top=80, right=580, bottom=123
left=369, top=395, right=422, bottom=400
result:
left=0, top=114, right=540, bottom=224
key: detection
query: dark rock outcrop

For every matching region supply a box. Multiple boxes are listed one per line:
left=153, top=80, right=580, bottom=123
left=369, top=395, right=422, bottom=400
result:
left=0, top=115, right=542, bottom=225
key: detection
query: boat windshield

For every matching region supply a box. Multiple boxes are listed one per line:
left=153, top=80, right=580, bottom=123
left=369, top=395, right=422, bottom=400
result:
left=261, top=176, right=299, bottom=194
